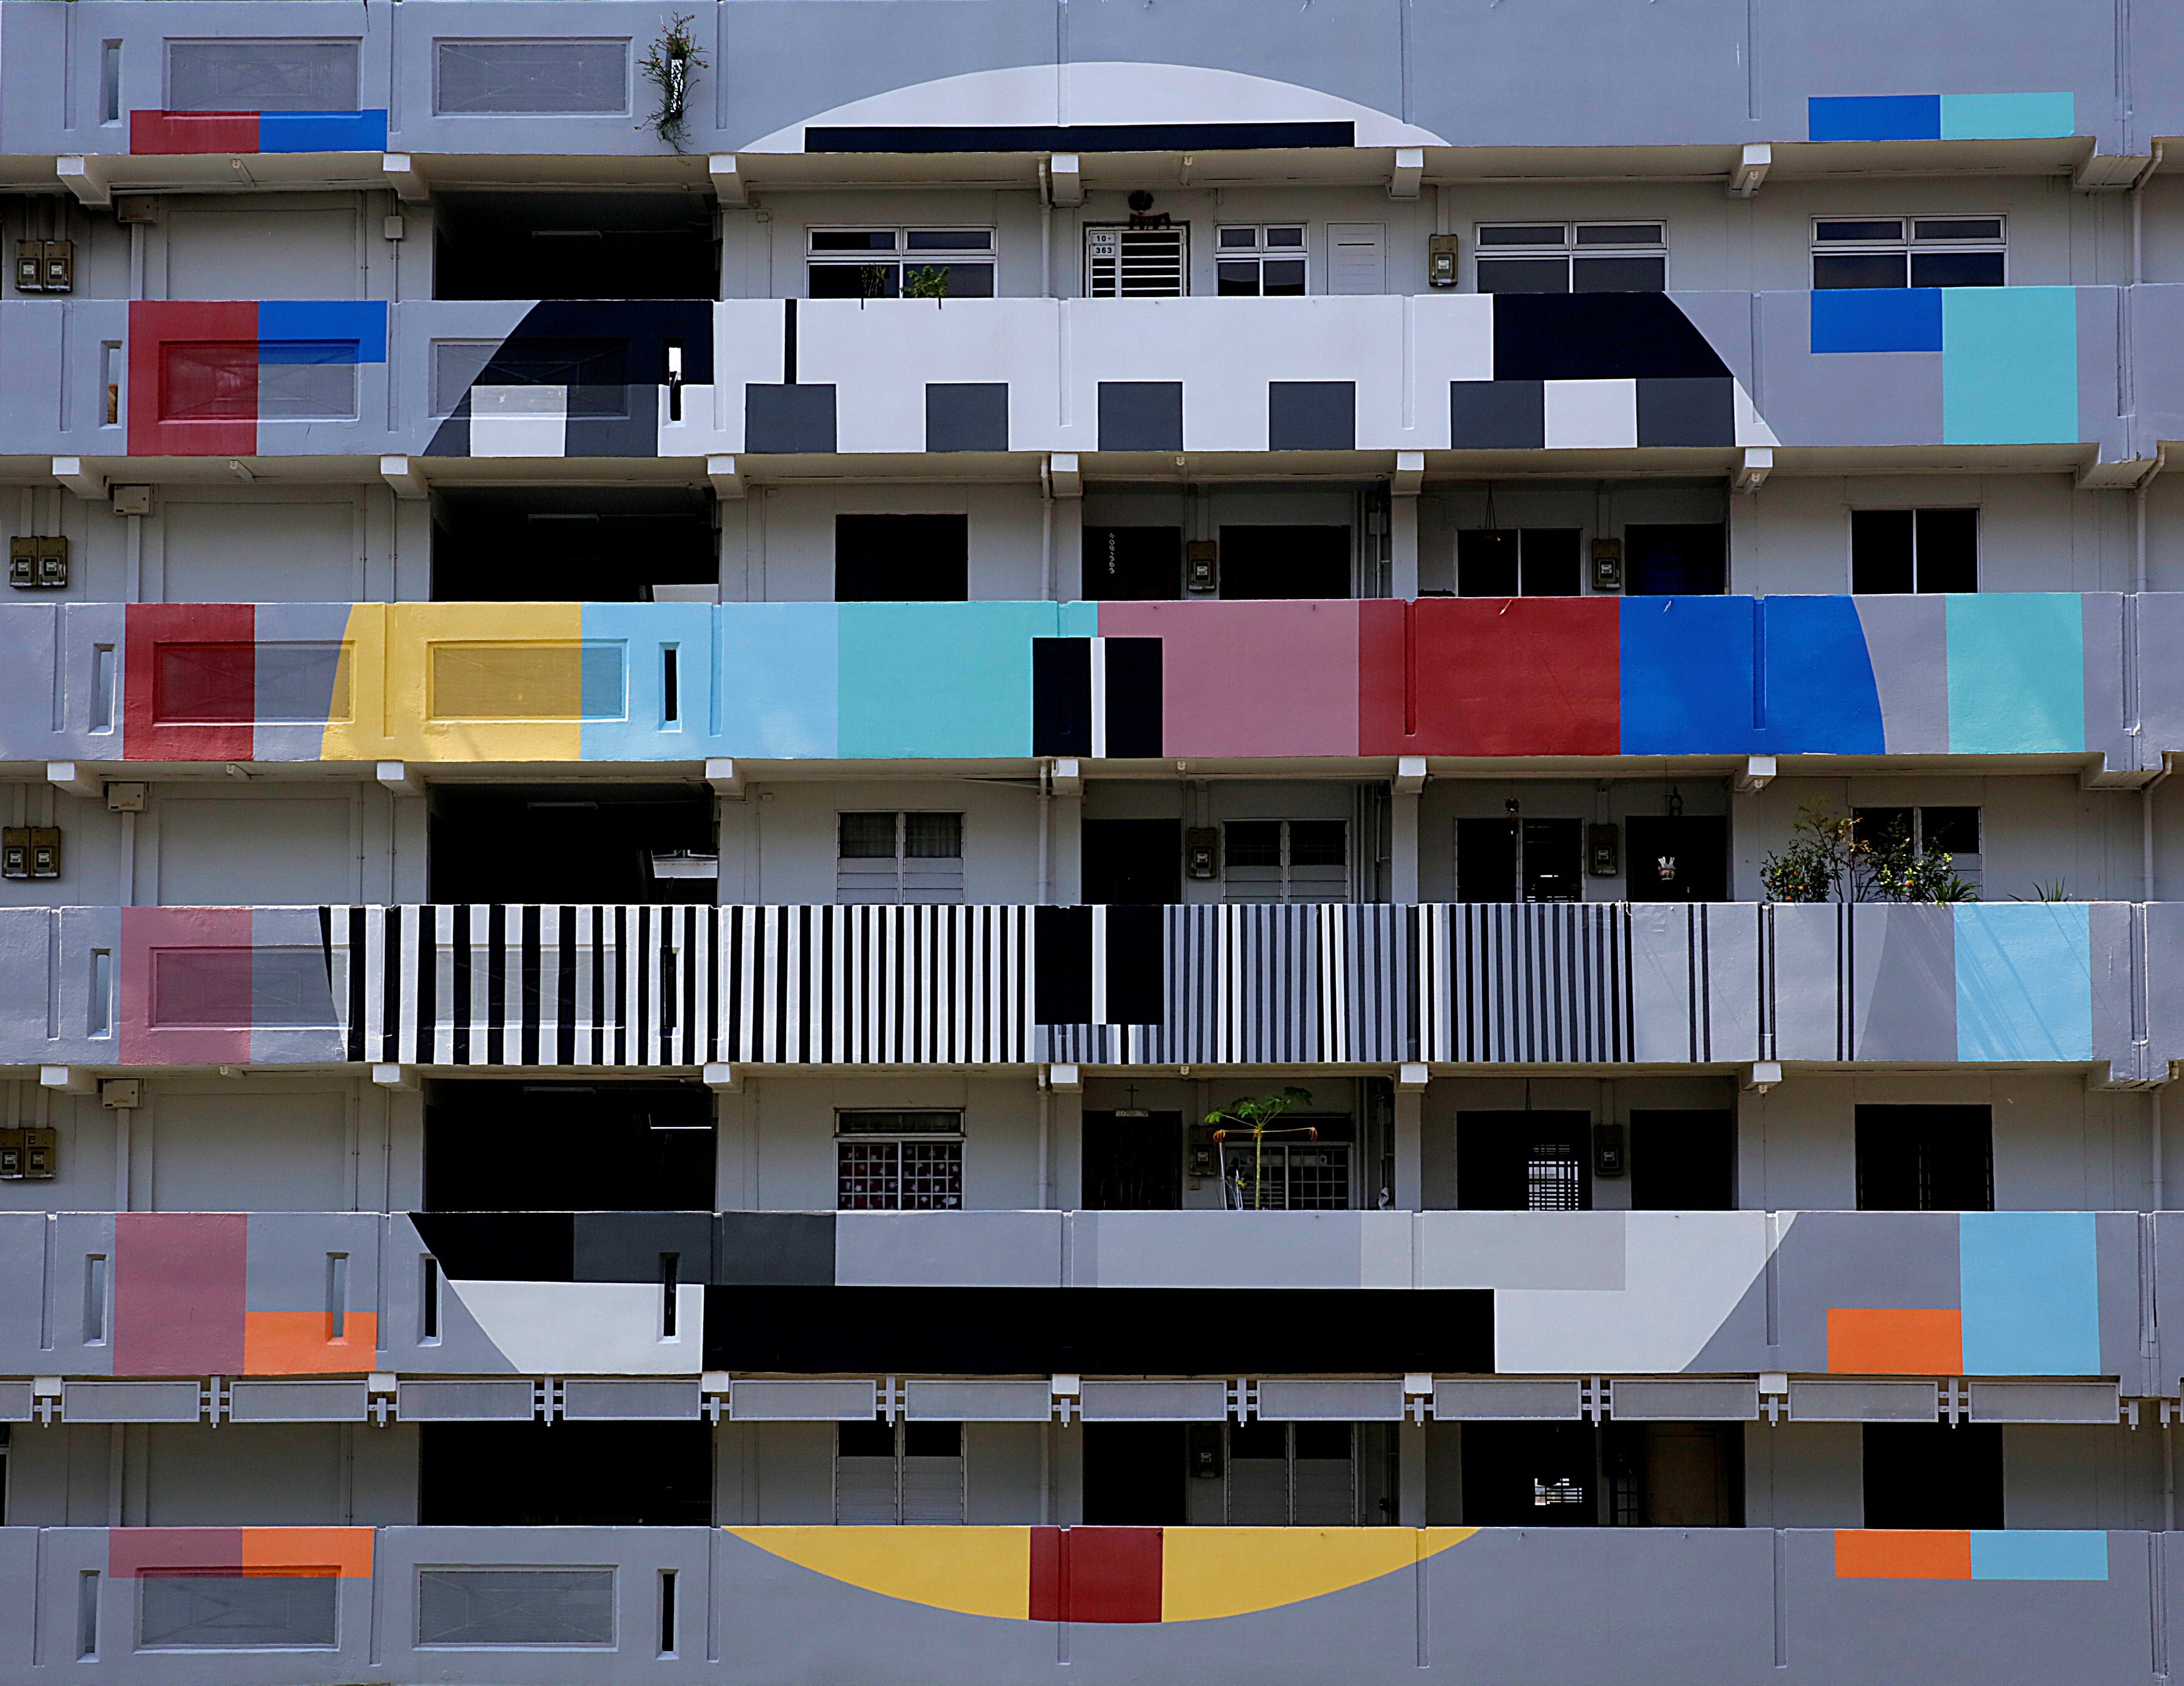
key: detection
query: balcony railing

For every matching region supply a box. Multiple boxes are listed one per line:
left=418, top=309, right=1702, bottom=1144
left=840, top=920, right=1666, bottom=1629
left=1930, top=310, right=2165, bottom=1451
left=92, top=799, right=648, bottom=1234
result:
left=0, top=1209, right=2162, bottom=1396
left=0, top=1524, right=2159, bottom=1683
left=4, top=900, right=2170, bottom=1078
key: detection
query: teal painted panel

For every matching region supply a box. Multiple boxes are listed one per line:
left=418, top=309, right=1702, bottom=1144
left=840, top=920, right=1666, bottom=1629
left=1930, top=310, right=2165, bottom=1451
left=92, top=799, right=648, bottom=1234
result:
left=1059, top=600, right=1099, bottom=638
left=1959, top=1212, right=2100, bottom=1376
left=713, top=603, right=839, bottom=758
left=839, top=602, right=1062, bottom=758
left=1954, top=903, right=2092, bottom=1063
left=1944, top=593, right=2083, bottom=754
left=1939, top=92, right=2075, bottom=140
left=1942, top=287, right=2078, bottom=444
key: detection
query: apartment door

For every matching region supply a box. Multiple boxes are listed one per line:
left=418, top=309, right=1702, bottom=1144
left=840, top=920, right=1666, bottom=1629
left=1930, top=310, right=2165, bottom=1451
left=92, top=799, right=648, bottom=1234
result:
left=1218, top=525, right=1352, bottom=598
left=1084, top=525, right=1182, bottom=599
left=1083, top=819, right=1181, bottom=905
left=1630, top=1110, right=1735, bottom=1209
left=1083, top=1111, right=1184, bottom=1210
left=1456, top=1111, right=1593, bottom=1211
left=1624, top=816, right=1728, bottom=901
left=1325, top=223, right=1387, bottom=295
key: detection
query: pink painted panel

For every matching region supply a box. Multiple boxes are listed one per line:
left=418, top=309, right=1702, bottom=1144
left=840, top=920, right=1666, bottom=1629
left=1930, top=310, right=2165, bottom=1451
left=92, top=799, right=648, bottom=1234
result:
left=109, top=1529, right=246, bottom=1577
left=119, top=906, right=255, bottom=1066
left=114, top=1213, right=246, bottom=1377
left=1098, top=600, right=1360, bottom=758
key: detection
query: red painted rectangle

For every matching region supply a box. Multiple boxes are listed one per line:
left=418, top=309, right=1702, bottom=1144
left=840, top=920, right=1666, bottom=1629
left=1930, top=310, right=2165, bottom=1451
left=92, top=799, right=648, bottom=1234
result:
left=119, top=907, right=255, bottom=1066
left=128, top=301, right=258, bottom=457
left=114, top=1214, right=246, bottom=1377
left=1029, top=1528, right=1163, bottom=1624
left=1098, top=600, right=1360, bottom=757
left=125, top=603, right=254, bottom=761
left=109, top=1529, right=246, bottom=1578
left=1360, top=597, right=1619, bottom=756
left=130, top=111, right=261, bottom=155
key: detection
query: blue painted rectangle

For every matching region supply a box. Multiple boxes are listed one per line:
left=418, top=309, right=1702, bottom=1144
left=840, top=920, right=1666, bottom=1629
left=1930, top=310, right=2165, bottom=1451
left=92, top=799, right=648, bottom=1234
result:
left=1942, top=287, right=2078, bottom=445
left=257, top=339, right=358, bottom=367
left=1757, top=596, right=1885, bottom=754
left=1811, top=288, right=1943, bottom=354
left=257, top=301, right=388, bottom=363
left=1954, top=903, right=2093, bottom=1065
left=1617, top=596, right=1755, bottom=755
left=1944, top=593, right=2084, bottom=754
left=1968, top=1531, right=2108, bottom=1582
left=1808, top=94, right=1941, bottom=142
left=580, top=603, right=721, bottom=758
left=1959, top=1211, right=2101, bottom=1377
left=258, top=110, right=390, bottom=152
left=1939, top=92, right=2075, bottom=141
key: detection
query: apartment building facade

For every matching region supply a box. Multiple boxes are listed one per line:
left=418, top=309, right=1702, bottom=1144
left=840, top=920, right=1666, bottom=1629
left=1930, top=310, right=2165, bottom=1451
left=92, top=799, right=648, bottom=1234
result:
left=1, top=1, right=2183, bottom=1680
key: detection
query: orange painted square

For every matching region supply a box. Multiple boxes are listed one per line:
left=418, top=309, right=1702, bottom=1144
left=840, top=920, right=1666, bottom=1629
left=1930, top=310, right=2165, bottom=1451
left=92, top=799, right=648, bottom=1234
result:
left=1826, top=1307, right=1961, bottom=1374
left=241, top=1528, right=374, bottom=1579
left=243, top=1310, right=378, bottom=1376
left=1835, top=1530, right=1971, bottom=1580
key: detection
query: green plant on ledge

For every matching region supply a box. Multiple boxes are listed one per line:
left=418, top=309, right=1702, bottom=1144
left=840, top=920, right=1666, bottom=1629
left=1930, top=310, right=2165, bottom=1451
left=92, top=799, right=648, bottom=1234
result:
left=639, top=14, right=706, bottom=155
left=1760, top=799, right=1975, bottom=904
left=1205, top=1086, right=1315, bottom=1211
left=905, top=265, right=953, bottom=304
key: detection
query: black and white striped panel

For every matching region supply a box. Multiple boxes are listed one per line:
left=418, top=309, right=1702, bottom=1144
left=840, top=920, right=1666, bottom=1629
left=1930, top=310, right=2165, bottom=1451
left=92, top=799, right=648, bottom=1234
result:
left=1418, top=903, right=1634, bottom=1064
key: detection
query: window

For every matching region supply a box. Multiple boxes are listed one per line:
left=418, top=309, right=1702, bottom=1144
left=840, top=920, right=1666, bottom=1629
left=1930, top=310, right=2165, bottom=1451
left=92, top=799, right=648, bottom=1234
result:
left=1855, top=1104, right=1992, bottom=1211
left=1456, top=529, right=1581, bottom=597
left=836, top=1109, right=963, bottom=1211
left=807, top=228, right=995, bottom=300
left=836, top=1420, right=965, bottom=1524
left=1812, top=217, right=2005, bottom=290
left=1851, top=508, right=1977, bottom=593
left=837, top=812, right=964, bottom=905
left=1222, top=819, right=1348, bottom=903
left=1199, top=1423, right=1358, bottom=1525
left=1216, top=225, right=1307, bottom=296
left=1219, top=1118, right=1353, bottom=1211
left=1623, top=524, right=1725, bottom=596
left=1455, top=817, right=1583, bottom=903
left=1456, top=1112, right=1593, bottom=1211
left=834, top=513, right=968, bottom=602
left=1851, top=805, right=1981, bottom=894
left=1476, top=222, right=1665, bottom=293
left=1085, top=225, right=1188, bottom=298
left=1864, top=1423, right=2003, bottom=1528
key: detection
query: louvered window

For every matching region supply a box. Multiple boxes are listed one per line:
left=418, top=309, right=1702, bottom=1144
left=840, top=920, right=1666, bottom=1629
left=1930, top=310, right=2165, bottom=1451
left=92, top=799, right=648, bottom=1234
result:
left=1085, top=225, right=1188, bottom=297
left=836, top=1420, right=964, bottom=1524
left=837, top=811, right=963, bottom=904
left=1222, top=819, right=1348, bottom=904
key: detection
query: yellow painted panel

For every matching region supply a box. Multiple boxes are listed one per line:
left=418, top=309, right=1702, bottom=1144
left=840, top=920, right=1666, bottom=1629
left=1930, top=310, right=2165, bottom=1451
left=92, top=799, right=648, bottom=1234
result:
left=723, top=1526, right=1031, bottom=1620
left=1161, top=1528, right=1476, bottom=1623
left=358, top=603, right=587, bottom=763
left=430, top=641, right=587, bottom=719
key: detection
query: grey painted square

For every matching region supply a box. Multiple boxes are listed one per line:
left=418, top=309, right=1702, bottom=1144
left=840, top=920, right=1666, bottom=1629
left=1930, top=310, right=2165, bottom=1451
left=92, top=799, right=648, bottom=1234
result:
left=1269, top=380, right=1357, bottom=450
left=746, top=384, right=838, bottom=453
left=228, top=1380, right=370, bottom=1423
left=1450, top=379, right=1544, bottom=447
left=925, top=382, right=1010, bottom=452
left=572, top=1212, right=718, bottom=1284
left=561, top=1379, right=702, bottom=1421
left=415, top=1568, right=616, bottom=1647
left=1098, top=381, right=1184, bottom=451
left=397, top=1379, right=537, bottom=1421
left=1634, top=376, right=1735, bottom=446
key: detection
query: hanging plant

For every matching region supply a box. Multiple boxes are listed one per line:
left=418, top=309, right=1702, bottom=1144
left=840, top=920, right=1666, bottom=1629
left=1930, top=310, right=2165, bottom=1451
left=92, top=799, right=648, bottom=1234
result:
left=639, top=14, right=706, bottom=154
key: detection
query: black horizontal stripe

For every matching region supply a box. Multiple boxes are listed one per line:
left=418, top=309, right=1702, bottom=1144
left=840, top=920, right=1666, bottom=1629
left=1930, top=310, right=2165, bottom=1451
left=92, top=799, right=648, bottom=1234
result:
left=804, top=120, right=1355, bottom=153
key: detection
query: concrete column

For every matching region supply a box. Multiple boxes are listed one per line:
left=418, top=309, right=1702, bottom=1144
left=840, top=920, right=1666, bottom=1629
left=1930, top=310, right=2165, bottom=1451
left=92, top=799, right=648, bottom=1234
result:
left=1394, top=1078, right=1424, bottom=1210
left=1391, top=490, right=1419, bottom=599
left=1391, top=784, right=1420, bottom=904
left=1398, top=1420, right=1428, bottom=1526
left=1048, top=789, right=1083, bottom=905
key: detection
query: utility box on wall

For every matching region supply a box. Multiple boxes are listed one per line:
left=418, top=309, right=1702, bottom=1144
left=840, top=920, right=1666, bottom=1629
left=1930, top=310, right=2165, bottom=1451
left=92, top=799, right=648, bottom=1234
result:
left=0, top=1127, right=57, bottom=1179
left=8, top=535, right=67, bottom=589
left=1, top=826, right=61, bottom=879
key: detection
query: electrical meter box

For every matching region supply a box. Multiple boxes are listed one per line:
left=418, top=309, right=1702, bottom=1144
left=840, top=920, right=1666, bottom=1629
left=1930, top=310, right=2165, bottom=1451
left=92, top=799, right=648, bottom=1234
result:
left=14, top=240, right=40, bottom=291
left=1185, top=540, right=1218, bottom=593
left=1591, top=537, right=1624, bottom=591
left=1186, top=827, right=1219, bottom=880
left=0, top=1127, right=57, bottom=1179
left=42, top=240, right=74, bottom=293
left=1427, top=233, right=1460, bottom=288
left=1, top=826, right=61, bottom=879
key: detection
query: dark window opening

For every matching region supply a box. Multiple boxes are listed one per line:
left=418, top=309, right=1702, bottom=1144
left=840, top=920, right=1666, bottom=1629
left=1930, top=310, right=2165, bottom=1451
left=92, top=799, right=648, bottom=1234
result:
left=1082, top=1110, right=1184, bottom=1210
left=1217, top=525, right=1351, bottom=599
left=1084, top=526, right=1182, bottom=600
left=1851, top=508, right=1977, bottom=594
left=1624, top=815, right=1728, bottom=902
left=836, top=514, right=969, bottom=602
left=419, top=1422, right=713, bottom=1524
left=1084, top=1422, right=1186, bottom=1524
left=1855, top=1105, right=1994, bottom=1211
left=1457, top=1111, right=1593, bottom=1211
left=1630, top=1110, right=1736, bottom=1210
left=1460, top=1421, right=1743, bottom=1526
left=1623, top=524, right=1726, bottom=596
left=1083, top=818, right=1182, bottom=907
left=1864, top=1423, right=2003, bottom=1528
left=431, top=485, right=716, bottom=603
left=424, top=1079, right=714, bottom=1211
left=429, top=784, right=716, bottom=905
left=433, top=191, right=719, bottom=301
left=1455, top=817, right=1582, bottom=903
left=1456, top=529, right=1581, bottom=597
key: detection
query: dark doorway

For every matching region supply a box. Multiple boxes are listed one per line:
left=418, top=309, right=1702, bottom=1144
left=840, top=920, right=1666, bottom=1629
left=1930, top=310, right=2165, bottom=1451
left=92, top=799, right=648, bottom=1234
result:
left=1461, top=1421, right=1599, bottom=1525
left=1855, top=1106, right=1994, bottom=1211
left=1455, top=817, right=1584, bottom=903
left=1083, top=819, right=1181, bottom=906
left=1863, top=1423, right=2003, bottom=1528
left=1455, top=818, right=1517, bottom=902
left=1084, top=526, right=1182, bottom=600
left=429, top=784, right=715, bottom=904
left=419, top=1421, right=713, bottom=1524
left=1624, top=816, right=1728, bottom=902
left=1218, top=526, right=1350, bottom=599
left=431, top=485, right=716, bottom=602
left=1605, top=1422, right=1744, bottom=1526
left=433, top=190, right=719, bottom=301
left=1624, top=524, right=1727, bottom=596
left=424, top=1079, right=715, bottom=1211
left=1456, top=529, right=1582, bottom=597
left=1082, top=1111, right=1184, bottom=1210
left=1631, top=1110, right=1736, bottom=1210
left=1083, top=1423, right=1185, bottom=1524
left=1456, top=1111, right=1593, bottom=1211
left=836, top=514, right=968, bottom=601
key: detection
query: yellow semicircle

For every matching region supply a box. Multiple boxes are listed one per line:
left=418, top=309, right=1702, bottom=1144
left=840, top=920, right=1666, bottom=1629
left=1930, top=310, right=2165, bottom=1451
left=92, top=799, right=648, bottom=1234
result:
left=723, top=1526, right=1031, bottom=1620
left=1161, top=1528, right=1478, bottom=1622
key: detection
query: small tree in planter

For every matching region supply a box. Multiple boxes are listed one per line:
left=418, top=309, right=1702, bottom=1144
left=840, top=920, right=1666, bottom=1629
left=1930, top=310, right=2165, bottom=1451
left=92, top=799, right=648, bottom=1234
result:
left=1760, top=799, right=1974, bottom=904
left=1205, top=1086, right=1315, bottom=1211
left=905, top=265, right=952, bottom=305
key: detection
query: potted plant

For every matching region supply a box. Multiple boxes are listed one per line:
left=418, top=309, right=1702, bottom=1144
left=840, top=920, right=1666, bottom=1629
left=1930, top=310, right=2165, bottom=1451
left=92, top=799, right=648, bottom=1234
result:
left=1204, top=1086, right=1315, bottom=1211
